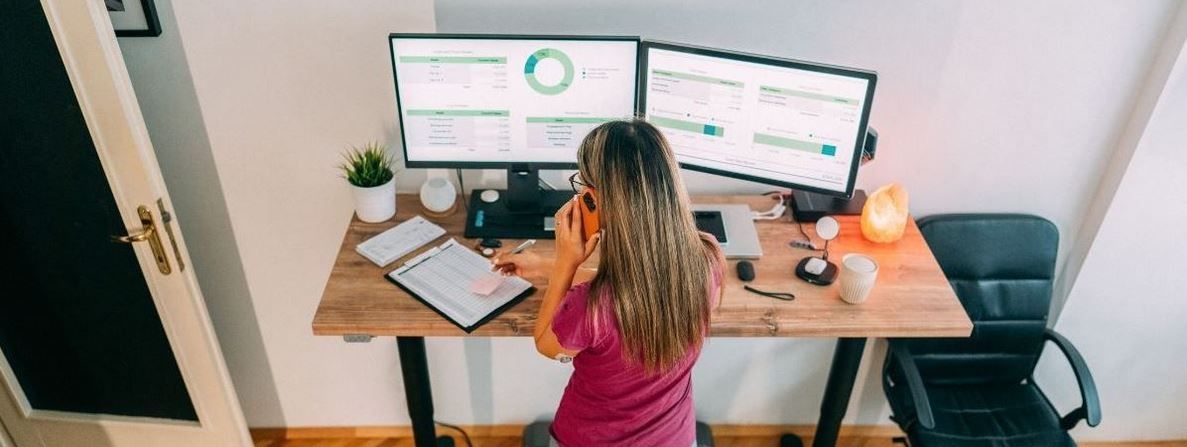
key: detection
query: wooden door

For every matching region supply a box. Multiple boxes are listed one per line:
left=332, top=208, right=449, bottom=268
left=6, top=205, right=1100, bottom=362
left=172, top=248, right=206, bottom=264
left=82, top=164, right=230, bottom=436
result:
left=0, top=0, right=250, bottom=445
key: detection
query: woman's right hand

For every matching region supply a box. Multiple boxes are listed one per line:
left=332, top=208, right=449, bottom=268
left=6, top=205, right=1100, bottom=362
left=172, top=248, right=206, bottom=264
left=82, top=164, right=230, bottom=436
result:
left=492, top=251, right=548, bottom=279
left=554, top=196, right=600, bottom=272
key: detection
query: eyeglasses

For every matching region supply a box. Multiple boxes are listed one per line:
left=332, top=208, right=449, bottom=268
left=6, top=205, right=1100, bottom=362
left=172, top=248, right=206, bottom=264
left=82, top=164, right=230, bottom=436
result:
left=569, top=172, right=592, bottom=192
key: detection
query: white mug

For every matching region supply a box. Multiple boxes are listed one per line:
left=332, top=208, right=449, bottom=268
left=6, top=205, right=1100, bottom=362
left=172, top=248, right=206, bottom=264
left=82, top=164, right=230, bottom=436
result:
left=839, top=253, right=879, bottom=304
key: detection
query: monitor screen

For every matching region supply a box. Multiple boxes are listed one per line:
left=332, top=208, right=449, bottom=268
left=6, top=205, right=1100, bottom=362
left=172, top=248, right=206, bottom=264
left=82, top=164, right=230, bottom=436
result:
left=641, top=42, right=876, bottom=197
left=390, top=35, right=639, bottom=168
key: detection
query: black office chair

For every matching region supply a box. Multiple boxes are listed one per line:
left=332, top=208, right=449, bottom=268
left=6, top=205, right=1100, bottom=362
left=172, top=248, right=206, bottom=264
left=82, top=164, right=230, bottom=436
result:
left=882, top=214, right=1100, bottom=446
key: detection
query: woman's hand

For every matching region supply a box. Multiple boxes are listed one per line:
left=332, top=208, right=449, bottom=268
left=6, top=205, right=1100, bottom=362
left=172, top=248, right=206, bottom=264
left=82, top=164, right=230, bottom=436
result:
left=554, top=197, right=600, bottom=272
left=492, top=251, right=548, bottom=279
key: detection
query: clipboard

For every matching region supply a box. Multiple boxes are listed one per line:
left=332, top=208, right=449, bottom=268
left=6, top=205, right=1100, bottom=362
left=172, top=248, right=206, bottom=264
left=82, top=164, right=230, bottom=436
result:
left=385, top=238, right=535, bottom=333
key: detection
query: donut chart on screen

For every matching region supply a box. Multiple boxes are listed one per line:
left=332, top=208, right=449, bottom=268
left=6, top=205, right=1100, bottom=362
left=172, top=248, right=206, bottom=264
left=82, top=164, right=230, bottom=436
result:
left=524, top=48, right=574, bottom=95
left=392, top=37, right=638, bottom=164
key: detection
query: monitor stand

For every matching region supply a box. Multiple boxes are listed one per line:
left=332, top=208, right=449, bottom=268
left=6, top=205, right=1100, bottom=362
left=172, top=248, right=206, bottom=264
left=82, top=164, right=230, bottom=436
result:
left=790, top=189, right=868, bottom=222
left=463, top=165, right=572, bottom=239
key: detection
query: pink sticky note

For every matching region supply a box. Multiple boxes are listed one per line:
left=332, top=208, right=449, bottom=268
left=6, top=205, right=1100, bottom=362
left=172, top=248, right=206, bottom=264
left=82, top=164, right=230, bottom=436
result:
left=469, top=276, right=504, bottom=296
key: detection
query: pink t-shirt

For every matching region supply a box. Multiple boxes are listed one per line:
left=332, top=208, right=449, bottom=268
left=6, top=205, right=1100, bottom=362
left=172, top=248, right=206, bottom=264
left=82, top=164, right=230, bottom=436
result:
left=549, top=269, right=720, bottom=447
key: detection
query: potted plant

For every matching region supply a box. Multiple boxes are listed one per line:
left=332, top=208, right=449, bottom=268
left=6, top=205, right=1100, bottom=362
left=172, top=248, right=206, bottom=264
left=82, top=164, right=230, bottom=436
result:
left=339, top=142, right=397, bottom=223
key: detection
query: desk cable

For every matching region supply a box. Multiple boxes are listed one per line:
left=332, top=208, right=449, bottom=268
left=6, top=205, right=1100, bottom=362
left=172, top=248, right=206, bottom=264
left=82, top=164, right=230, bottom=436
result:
left=788, top=209, right=817, bottom=251
left=751, top=192, right=786, bottom=221
left=759, top=191, right=819, bottom=251
left=455, top=169, right=468, bottom=212
left=435, top=419, right=473, bottom=447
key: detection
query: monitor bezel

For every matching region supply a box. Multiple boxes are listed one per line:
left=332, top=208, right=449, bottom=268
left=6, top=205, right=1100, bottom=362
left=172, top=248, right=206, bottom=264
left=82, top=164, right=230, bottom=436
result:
left=389, top=33, right=641, bottom=170
left=639, top=40, right=878, bottom=199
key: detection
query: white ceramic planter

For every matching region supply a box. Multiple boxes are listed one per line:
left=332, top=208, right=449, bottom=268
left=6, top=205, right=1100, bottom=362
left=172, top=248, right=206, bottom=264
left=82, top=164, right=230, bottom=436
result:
left=350, top=178, right=396, bottom=223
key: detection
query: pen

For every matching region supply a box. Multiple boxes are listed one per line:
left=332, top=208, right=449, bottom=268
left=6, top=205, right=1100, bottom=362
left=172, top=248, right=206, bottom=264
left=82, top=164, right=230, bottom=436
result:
left=510, top=239, right=536, bottom=254
left=489, top=238, right=536, bottom=273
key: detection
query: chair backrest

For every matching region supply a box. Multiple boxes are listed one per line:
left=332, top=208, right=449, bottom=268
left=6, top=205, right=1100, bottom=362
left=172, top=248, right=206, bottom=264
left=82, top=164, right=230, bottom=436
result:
left=908, top=214, right=1058, bottom=386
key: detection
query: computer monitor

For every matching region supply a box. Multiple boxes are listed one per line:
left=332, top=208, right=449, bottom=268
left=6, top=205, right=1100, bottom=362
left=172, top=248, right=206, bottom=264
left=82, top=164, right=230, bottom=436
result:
left=639, top=41, right=877, bottom=200
left=389, top=34, right=639, bottom=169
left=389, top=34, right=639, bottom=238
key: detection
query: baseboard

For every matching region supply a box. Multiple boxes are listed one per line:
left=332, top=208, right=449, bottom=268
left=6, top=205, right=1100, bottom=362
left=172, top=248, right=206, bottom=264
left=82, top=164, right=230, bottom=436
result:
left=249, top=423, right=903, bottom=440
left=711, top=424, right=904, bottom=437
left=250, top=424, right=524, bottom=439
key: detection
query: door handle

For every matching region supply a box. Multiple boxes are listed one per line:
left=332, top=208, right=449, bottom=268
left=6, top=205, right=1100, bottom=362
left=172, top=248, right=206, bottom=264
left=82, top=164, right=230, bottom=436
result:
left=111, top=205, right=172, bottom=275
left=113, top=227, right=153, bottom=243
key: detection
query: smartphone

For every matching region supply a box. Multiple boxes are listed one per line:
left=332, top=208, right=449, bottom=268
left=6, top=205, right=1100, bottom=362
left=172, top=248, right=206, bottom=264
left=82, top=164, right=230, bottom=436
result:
left=578, top=188, right=601, bottom=242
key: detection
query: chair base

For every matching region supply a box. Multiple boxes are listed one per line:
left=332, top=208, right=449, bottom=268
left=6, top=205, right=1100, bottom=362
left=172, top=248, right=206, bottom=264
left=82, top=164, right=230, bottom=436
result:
left=522, top=420, right=715, bottom=446
left=779, top=433, right=805, bottom=447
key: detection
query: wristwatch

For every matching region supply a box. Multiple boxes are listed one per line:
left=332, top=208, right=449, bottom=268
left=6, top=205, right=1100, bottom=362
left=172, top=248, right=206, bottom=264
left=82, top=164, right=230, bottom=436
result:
left=555, top=353, right=573, bottom=364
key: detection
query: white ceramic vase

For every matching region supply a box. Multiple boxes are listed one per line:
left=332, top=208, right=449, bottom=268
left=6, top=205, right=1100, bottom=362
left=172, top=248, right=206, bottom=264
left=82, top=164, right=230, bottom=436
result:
left=419, top=177, right=458, bottom=213
left=350, top=178, right=396, bottom=223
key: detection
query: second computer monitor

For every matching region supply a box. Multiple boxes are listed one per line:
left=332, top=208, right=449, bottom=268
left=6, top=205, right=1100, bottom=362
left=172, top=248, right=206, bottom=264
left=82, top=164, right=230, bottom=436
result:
left=640, top=41, right=877, bottom=198
left=390, top=34, right=639, bottom=168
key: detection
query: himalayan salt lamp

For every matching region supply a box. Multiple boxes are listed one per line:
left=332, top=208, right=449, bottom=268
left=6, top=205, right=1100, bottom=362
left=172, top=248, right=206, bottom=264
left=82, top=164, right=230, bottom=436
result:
left=861, top=183, right=909, bottom=243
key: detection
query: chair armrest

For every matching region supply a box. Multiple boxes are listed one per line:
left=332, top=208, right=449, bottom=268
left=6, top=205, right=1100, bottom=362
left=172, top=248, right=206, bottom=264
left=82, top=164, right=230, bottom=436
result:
left=1043, top=328, right=1102, bottom=429
left=888, top=341, right=935, bottom=429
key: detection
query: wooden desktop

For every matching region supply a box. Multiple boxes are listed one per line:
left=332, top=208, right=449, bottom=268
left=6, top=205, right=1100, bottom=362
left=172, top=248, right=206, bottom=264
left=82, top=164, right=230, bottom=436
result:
left=312, top=194, right=971, bottom=447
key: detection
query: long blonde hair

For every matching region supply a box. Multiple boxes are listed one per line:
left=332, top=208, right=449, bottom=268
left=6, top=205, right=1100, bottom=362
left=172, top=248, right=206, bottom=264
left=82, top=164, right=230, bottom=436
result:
left=577, top=119, right=723, bottom=374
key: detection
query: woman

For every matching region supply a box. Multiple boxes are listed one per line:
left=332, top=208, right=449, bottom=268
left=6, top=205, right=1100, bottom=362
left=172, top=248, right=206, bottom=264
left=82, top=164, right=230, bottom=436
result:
left=495, top=119, right=724, bottom=446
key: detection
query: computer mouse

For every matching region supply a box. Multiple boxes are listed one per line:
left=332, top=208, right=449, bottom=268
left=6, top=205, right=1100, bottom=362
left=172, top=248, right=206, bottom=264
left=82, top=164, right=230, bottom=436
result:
left=736, top=260, right=755, bottom=282
left=480, top=189, right=500, bottom=203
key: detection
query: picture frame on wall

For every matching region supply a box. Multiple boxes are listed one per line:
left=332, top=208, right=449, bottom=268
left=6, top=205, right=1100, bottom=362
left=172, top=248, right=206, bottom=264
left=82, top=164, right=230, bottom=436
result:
left=106, top=0, right=162, bottom=37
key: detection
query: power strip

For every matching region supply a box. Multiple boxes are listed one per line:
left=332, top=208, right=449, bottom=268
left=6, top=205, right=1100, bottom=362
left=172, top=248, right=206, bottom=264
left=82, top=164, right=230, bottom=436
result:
left=789, top=240, right=818, bottom=250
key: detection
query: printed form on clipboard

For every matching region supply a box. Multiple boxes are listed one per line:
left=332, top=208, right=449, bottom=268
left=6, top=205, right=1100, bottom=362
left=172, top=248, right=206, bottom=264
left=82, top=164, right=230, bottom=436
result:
left=386, top=238, right=535, bottom=333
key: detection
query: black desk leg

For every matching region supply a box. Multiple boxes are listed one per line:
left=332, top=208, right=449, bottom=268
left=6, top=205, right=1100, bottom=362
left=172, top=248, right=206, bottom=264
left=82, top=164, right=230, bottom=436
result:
left=397, top=336, right=454, bottom=447
left=780, top=337, right=868, bottom=447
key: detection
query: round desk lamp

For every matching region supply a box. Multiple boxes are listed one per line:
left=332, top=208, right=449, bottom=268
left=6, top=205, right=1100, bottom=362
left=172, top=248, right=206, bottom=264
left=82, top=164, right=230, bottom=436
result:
left=796, top=216, right=840, bottom=285
left=419, top=177, right=458, bottom=218
left=861, top=183, right=909, bottom=243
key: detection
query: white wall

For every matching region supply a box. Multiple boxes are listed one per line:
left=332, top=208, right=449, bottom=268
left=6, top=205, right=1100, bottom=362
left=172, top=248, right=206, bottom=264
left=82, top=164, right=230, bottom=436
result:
left=117, top=0, right=1186, bottom=438
left=124, top=0, right=437, bottom=426
left=438, top=0, right=1169, bottom=267
left=1036, top=4, right=1187, bottom=441
left=0, top=412, right=12, bottom=447
left=116, top=0, right=283, bottom=426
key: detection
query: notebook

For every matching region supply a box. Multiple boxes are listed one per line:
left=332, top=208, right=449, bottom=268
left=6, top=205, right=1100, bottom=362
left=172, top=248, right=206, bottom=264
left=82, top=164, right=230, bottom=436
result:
left=386, top=238, right=535, bottom=333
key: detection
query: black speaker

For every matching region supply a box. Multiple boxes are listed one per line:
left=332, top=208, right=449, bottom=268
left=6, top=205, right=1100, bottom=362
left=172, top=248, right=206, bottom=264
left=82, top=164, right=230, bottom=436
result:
left=790, top=125, right=878, bottom=221
left=860, top=126, right=878, bottom=165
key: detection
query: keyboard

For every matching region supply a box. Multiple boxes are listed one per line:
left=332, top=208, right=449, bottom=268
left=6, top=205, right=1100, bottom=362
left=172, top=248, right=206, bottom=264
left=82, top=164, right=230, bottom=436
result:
left=355, top=215, right=447, bottom=267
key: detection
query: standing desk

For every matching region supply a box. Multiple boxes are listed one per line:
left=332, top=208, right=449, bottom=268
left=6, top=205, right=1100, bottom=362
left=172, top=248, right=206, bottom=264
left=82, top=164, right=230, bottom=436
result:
left=312, top=194, right=972, bottom=447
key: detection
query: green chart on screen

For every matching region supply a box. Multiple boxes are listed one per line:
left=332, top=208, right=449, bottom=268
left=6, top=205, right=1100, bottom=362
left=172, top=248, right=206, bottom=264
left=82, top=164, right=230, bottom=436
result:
left=524, top=48, right=574, bottom=95
left=392, top=37, right=636, bottom=164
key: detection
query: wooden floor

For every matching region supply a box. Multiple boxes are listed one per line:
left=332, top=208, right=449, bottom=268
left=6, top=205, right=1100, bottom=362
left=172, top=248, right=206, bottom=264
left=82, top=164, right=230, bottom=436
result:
left=250, top=437, right=885, bottom=447
left=252, top=432, right=1187, bottom=447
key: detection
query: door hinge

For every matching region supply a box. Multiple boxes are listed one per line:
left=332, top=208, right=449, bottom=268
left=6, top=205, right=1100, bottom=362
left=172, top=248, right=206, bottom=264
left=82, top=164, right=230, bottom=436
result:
left=156, top=198, right=185, bottom=272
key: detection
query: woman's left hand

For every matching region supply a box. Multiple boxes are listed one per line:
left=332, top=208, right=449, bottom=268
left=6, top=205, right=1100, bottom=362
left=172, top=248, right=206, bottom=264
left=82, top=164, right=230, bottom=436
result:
left=554, top=197, right=600, bottom=272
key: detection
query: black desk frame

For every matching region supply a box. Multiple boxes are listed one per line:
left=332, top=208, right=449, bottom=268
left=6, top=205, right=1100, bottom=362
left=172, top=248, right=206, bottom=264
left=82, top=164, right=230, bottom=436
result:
left=395, top=335, right=869, bottom=447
